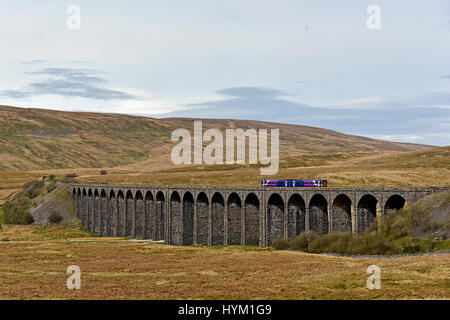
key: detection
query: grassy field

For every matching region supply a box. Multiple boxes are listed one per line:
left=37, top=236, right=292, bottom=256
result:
left=0, top=225, right=448, bottom=300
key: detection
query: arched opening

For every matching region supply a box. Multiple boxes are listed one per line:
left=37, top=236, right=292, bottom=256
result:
left=107, top=190, right=116, bottom=237
left=170, top=191, right=182, bottom=245
left=267, top=193, right=284, bottom=246
left=135, top=191, right=145, bottom=239
left=94, top=189, right=101, bottom=233
left=211, top=192, right=225, bottom=245
left=99, top=189, right=107, bottom=236
left=182, top=192, right=194, bottom=245
left=309, top=194, right=328, bottom=235
left=72, top=188, right=76, bottom=198
left=196, top=192, right=209, bottom=246
left=332, top=194, right=352, bottom=233
left=81, top=189, right=87, bottom=226
left=227, top=193, right=242, bottom=245
left=87, top=189, right=94, bottom=231
left=244, top=193, right=260, bottom=246
left=144, top=191, right=154, bottom=239
left=77, top=188, right=81, bottom=196
left=357, top=194, right=377, bottom=234
left=155, top=191, right=166, bottom=241
left=385, top=195, right=406, bottom=213
left=117, top=190, right=126, bottom=236
left=125, top=190, right=135, bottom=236
left=126, top=190, right=133, bottom=200
left=288, top=194, right=305, bottom=238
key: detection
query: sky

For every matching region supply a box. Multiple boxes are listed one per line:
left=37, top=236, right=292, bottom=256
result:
left=1, top=0, right=449, bottom=146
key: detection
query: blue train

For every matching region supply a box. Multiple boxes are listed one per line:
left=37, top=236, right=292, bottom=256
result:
left=261, top=179, right=327, bottom=187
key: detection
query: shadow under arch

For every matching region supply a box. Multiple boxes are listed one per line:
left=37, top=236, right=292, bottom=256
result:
left=196, top=192, right=209, bottom=246
left=244, top=193, right=260, bottom=246
left=288, top=194, right=305, bottom=238
left=227, top=192, right=242, bottom=245
left=182, top=192, right=194, bottom=245
left=357, top=194, right=377, bottom=234
left=211, top=192, right=225, bottom=245
left=267, top=193, right=284, bottom=246
left=332, top=194, right=352, bottom=233
left=309, top=194, right=328, bottom=235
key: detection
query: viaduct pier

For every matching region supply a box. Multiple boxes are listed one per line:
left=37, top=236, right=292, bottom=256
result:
left=70, top=184, right=449, bottom=247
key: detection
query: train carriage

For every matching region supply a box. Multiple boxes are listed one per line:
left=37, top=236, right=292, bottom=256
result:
left=261, top=179, right=327, bottom=187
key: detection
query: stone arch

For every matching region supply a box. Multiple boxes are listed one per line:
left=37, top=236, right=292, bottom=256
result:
left=196, top=192, right=209, bottom=246
left=182, top=192, right=194, bottom=245
left=244, top=193, right=260, bottom=246
left=267, top=193, right=284, bottom=245
left=332, top=194, right=352, bottom=233
left=145, top=191, right=154, bottom=201
left=117, top=190, right=126, bottom=236
left=77, top=188, right=81, bottom=196
left=288, top=194, right=305, bottom=238
left=144, top=191, right=154, bottom=239
left=227, top=192, right=242, bottom=245
left=170, top=191, right=182, bottom=245
left=81, top=188, right=87, bottom=226
left=126, top=190, right=133, bottom=200
left=357, top=194, right=377, bottom=234
left=309, top=194, right=328, bottom=235
left=72, top=188, right=77, bottom=198
left=155, top=191, right=166, bottom=241
left=384, top=195, right=406, bottom=213
left=107, top=190, right=116, bottom=237
left=135, top=191, right=145, bottom=238
left=125, top=190, right=135, bottom=236
left=211, top=192, right=225, bottom=245
left=98, top=189, right=107, bottom=236
left=87, top=189, right=94, bottom=231
left=93, top=190, right=100, bottom=234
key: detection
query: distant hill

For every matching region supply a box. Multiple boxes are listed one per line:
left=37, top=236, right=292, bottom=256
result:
left=0, top=105, right=432, bottom=171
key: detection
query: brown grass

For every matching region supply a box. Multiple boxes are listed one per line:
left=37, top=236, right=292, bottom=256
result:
left=0, top=226, right=448, bottom=300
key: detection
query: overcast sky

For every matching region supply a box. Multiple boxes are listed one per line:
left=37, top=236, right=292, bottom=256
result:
left=1, top=0, right=449, bottom=146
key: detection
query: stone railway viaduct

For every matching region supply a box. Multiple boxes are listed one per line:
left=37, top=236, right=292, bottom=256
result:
left=70, top=184, right=449, bottom=247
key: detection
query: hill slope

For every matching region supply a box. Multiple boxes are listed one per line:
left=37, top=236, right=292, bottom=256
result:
left=0, top=105, right=432, bottom=171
